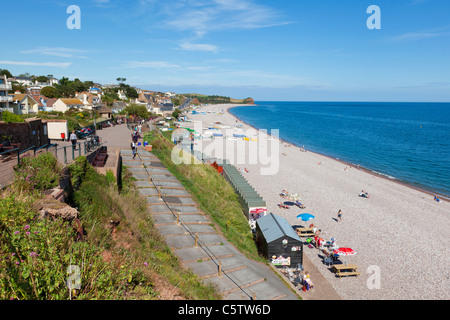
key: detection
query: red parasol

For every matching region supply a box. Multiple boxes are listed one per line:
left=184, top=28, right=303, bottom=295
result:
left=333, top=247, right=356, bottom=256
left=333, top=247, right=356, bottom=265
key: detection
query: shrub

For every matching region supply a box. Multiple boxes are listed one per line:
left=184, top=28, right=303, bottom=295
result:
left=0, top=194, right=152, bottom=300
left=13, top=152, right=61, bottom=193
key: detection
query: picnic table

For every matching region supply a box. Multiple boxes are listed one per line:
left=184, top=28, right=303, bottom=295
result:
left=331, top=264, right=361, bottom=278
left=296, top=227, right=315, bottom=237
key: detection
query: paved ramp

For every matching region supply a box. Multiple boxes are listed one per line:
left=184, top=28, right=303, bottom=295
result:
left=121, top=148, right=299, bottom=300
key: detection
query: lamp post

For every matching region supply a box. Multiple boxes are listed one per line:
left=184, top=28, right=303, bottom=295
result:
left=92, top=104, right=99, bottom=133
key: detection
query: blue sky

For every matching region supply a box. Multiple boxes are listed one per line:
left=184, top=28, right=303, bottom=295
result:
left=1, top=0, right=449, bottom=101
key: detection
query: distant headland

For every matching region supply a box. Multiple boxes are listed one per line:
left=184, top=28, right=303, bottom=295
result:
left=183, top=94, right=255, bottom=105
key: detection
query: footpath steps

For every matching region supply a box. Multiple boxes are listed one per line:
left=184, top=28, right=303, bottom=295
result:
left=121, top=148, right=299, bottom=301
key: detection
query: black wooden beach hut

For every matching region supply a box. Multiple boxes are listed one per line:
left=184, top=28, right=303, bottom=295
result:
left=255, top=213, right=303, bottom=268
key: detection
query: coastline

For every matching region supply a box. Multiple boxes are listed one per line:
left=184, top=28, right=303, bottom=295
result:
left=225, top=104, right=450, bottom=203
left=185, top=103, right=450, bottom=300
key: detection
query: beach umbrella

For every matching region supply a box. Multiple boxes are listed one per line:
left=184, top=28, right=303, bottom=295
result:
left=333, top=247, right=356, bottom=265
left=296, top=213, right=315, bottom=225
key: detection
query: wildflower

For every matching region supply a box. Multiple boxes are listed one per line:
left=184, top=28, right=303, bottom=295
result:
left=30, top=252, right=39, bottom=257
left=14, top=231, right=19, bottom=235
left=15, top=261, right=20, bottom=265
left=144, top=262, right=148, bottom=266
left=26, top=232, right=30, bottom=236
left=24, top=225, right=30, bottom=230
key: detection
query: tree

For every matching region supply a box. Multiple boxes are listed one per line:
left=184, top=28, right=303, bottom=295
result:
left=35, top=75, right=49, bottom=83
left=0, top=69, right=13, bottom=78
left=10, top=82, right=26, bottom=93
left=84, top=80, right=94, bottom=88
left=69, top=79, right=88, bottom=92
left=58, top=77, right=70, bottom=86
left=172, top=109, right=180, bottom=119
left=41, top=86, right=58, bottom=98
left=124, top=86, right=138, bottom=99
left=55, top=84, right=75, bottom=98
left=121, top=103, right=149, bottom=119
left=116, top=77, right=126, bottom=84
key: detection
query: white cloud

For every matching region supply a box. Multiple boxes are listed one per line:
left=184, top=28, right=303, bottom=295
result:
left=179, top=42, right=219, bottom=53
left=21, top=47, right=88, bottom=58
left=391, top=27, right=450, bottom=42
left=0, top=60, right=71, bottom=68
left=392, top=32, right=446, bottom=41
left=160, top=0, right=290, bottom=37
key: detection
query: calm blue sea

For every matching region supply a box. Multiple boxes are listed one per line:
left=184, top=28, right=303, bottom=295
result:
left=229, top=101, right=450, bottom=197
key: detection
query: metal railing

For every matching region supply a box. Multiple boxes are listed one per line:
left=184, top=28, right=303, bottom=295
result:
left=134, top=128, right=255, bottom=300
left=55, top=136, right=103, bottom=165
left=0, top=138, right=104, bottom=190
left=0, top=96, right=13, bottom=102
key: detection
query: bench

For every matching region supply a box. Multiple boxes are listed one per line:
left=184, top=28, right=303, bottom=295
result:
left=296, top=228, right=315, bottom=237
left=336, top=271, right=361, bottom=278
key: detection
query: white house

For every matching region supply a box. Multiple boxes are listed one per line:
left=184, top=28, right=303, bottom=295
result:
left=52, top=98, right=85, bottom=112
left=164, top=91, right=176, bottom=97
left=118, top=90, right=127, bottom=100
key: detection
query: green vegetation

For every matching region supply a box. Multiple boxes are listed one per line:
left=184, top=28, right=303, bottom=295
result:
left=117, top=103, right=151, bottom=119
left=13, top=152, right=60, bottom=194
left=0, top=111, right=24, bottom=123
left=0, top=152, right=219, bottom=300
left=184, top=94, right=254, bottom=105
left=52, top=77, right=92, bottom=98
left=143, top=130, right=264, bottom=262
left=185, top=94, right=232, bottom=104
left=0, top=69, right=13, bottom=78
left=40, top=86, right=57, bottom=98
left=102, top=78, right=139, bottom=107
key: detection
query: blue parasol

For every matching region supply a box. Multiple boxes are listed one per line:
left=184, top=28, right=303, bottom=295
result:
left=296, top=213, right=315, bottom=223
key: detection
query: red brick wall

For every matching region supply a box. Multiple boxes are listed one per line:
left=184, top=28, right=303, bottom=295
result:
left=0, top=119, right=48, bottom=151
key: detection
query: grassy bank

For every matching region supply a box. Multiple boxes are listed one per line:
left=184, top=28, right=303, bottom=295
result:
left=143, top=130, right=264, bottom=263
left=0, top=152, right=219, bottom=300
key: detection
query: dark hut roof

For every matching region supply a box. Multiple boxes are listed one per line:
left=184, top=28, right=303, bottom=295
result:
left=256, top=213, right=301, bottom=243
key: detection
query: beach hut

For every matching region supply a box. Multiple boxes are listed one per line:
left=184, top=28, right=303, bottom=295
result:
left=255, top=213, right=303, bottom=268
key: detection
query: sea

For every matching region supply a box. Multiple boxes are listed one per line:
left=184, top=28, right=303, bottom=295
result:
left=228, top=101, right=450, bottom=198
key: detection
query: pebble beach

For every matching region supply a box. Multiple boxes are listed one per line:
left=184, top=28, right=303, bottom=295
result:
left=182, top=103, right=450, bottom=300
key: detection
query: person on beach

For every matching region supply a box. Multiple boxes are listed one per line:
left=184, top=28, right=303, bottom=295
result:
left=337, top=209, right=342, bottom=222
left=302, top=272, right=314, bottom=291
left=434, top=195, right=440, bottom=202
left=359, top=190, right=369, bottom=198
